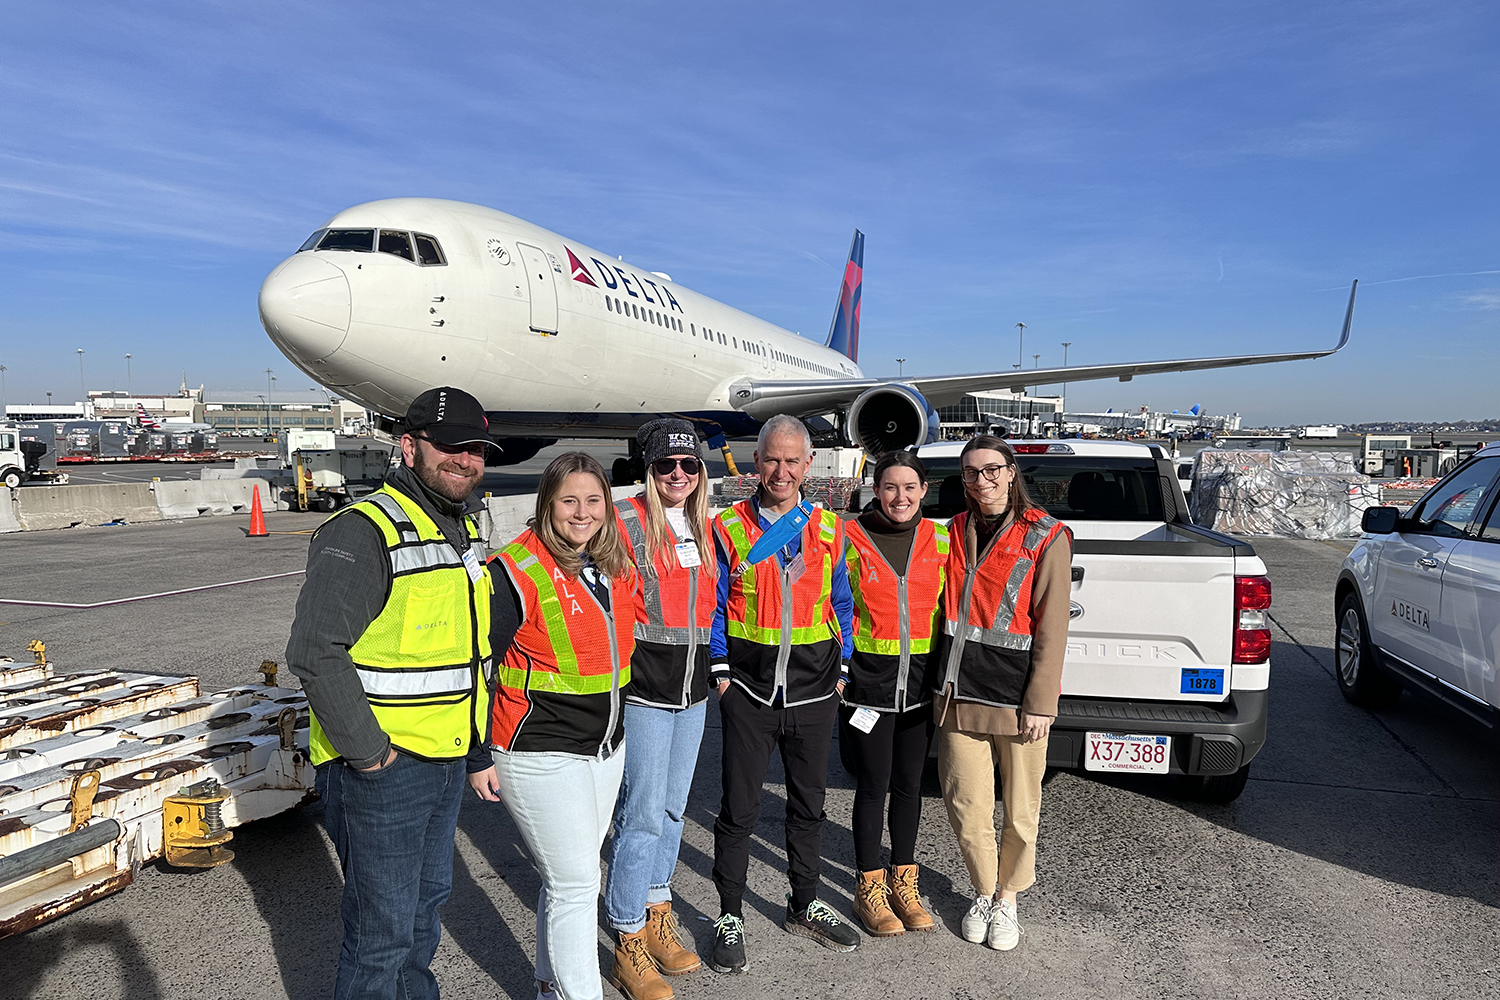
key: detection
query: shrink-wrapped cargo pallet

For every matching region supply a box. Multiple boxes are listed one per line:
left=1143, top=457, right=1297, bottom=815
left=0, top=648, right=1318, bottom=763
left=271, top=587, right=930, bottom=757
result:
left=1190, top=450, right=1379, bottom=539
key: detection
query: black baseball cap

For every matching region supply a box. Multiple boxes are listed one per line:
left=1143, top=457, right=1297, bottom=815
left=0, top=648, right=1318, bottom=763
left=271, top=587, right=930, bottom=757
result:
left=403, top=387, right=491, bottom=447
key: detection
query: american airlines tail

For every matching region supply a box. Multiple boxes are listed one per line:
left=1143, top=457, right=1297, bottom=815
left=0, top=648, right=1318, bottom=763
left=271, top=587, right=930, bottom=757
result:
left=824, top=229, right=863, bottom=362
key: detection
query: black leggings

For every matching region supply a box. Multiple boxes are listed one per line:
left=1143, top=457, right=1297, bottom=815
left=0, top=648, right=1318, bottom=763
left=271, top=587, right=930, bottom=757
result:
left=840, top=704, right=934, bottom=872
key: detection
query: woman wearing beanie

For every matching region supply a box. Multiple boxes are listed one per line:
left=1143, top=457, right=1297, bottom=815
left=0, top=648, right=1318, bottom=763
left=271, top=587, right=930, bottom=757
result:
left=603, top=419, right=717, bottom=1000
left=840, top=450, right=947, bottom=937
left=935, top=435, right=1072, bottom=952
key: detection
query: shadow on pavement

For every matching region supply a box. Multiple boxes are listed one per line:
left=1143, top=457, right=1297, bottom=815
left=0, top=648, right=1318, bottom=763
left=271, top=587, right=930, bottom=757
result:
left=6, top=918, right=164, bottom=1000
left=451, top=798, right=547, bottom=1000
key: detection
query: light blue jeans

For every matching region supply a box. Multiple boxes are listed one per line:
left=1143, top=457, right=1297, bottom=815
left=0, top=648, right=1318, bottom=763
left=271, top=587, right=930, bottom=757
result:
left=493, top=748, right=625, bottom=1000
left=604, top=700, right=707, bottom=933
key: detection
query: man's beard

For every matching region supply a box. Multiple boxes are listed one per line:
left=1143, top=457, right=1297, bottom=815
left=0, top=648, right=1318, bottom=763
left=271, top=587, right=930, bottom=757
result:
left=412, top=446, right=479, bottom=503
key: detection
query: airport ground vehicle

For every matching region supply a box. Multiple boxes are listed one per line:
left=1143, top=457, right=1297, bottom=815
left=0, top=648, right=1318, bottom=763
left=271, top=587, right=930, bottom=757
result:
left=277, top=430, right=388, bottom=512
left=916, top=439, right=1270, bottom=802
left=1334, top=444, right=1500, bottom=727
left=1209, top=433, right=1294, bottom=452
left=0, top=426, right=68, bottom=487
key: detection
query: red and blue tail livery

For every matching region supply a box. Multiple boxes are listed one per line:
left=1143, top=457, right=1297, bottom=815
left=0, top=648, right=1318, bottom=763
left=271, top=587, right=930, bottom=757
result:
left=824, top=229, right=863, bottom=362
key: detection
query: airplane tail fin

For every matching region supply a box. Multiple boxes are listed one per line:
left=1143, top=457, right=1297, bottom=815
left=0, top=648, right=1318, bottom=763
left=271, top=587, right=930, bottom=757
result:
left=824, top=229, right=863, bottom=363
left=136, top=403, right=160, bottom=429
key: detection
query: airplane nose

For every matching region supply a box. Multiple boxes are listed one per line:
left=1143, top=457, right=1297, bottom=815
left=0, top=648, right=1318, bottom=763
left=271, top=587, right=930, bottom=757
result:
left=258, top=254, right=351, bottom=361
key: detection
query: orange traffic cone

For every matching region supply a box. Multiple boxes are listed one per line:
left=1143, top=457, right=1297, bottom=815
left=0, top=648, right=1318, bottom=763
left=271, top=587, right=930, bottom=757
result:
left=248, top=484, right=268, bottom=538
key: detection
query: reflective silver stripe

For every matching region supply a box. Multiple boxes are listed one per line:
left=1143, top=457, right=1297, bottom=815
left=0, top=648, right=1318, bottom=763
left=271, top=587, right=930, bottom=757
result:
left=989, top=557, right=1034, bottom=633
left=942, top=620, right=1034, bottom=651
left=618, top=503, right=670, bottom=627
left=363, top=492, right=421, bottom=542
left=355, top=666, right=472, bottom=696
left=635, top=623, right=714, bottom=644
left=390, top=542, right=465, bottom=574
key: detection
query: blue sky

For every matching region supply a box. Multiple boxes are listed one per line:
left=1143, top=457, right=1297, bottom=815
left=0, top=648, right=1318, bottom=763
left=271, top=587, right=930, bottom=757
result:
left=1, top=2, right=1496, bottom=424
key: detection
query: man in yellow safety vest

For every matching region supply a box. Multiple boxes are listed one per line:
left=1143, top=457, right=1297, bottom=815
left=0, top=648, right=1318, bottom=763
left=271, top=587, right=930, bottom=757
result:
left=288, top=386, right=494, bottom=1000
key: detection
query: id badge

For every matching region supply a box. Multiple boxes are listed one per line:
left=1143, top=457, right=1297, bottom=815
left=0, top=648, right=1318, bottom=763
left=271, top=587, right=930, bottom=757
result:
left=674, top=540, right=702, bottom=568
left=786, top=552, right=807, bottom=584
left=849, top=707, right=880, bottom=734
left=461, top=548, right=484, bottom=583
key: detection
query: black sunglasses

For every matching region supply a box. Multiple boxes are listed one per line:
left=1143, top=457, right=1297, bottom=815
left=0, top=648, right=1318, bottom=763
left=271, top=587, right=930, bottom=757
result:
left=651, top=457, right=702, bottom=476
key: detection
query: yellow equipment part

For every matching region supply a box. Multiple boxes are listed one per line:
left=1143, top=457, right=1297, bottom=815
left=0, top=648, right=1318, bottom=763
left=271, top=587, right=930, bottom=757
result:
left=162, top=778, right=235, bottom=868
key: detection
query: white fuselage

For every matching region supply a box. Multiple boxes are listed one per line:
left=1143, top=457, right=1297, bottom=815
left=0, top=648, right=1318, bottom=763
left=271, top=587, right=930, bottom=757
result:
left=259, top=198, right=862, bottom=439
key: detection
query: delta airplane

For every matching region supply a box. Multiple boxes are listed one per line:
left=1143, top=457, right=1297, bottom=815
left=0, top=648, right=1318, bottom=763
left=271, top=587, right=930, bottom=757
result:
left=258, top=198, right=1354, bottom=478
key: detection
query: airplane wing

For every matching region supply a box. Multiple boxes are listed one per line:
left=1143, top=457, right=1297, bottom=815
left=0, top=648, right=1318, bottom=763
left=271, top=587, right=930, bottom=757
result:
left=733, top=281, right=1357, bottom=417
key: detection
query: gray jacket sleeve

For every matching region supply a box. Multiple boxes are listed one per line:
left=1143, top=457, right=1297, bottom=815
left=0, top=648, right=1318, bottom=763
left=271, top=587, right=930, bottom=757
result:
left=286, top=511, right=392, bottom=769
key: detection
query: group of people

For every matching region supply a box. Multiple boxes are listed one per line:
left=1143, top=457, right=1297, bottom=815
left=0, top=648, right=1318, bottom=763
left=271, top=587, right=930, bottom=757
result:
left=289, top=386, right=1073, bottom=1000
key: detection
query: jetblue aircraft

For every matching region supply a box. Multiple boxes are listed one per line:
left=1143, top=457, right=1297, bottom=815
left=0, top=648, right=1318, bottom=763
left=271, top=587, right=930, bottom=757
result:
left=258, top=198, right=1354, bottom=475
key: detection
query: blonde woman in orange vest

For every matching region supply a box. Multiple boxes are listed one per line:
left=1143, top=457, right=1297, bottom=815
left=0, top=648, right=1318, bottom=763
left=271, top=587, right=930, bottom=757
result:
left=842, top=449, right=949, bottom=937
left=935, top=435, right=1072, bottom=952
left=603, top=419, right=717, bottom=1000
left=468, top=452, right=641, bottom=1000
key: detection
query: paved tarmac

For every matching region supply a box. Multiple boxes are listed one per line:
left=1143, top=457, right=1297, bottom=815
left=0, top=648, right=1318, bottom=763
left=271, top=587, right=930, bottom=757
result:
left=0, top=516, right=1496, bottom=1000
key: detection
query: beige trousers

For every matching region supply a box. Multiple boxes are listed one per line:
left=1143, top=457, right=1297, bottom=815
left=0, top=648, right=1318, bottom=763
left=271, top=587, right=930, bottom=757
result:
left=936, top=722, right=1049, bottom=896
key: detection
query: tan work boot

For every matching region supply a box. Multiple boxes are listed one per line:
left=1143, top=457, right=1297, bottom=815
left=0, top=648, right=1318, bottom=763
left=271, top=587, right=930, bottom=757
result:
left=645, top=901, right=702, bottom=975
left=610, top=930, right=674, bottom=1000
left=889, top=864, right=935, bottom=931
left=854, top=869, right=906, bottom=936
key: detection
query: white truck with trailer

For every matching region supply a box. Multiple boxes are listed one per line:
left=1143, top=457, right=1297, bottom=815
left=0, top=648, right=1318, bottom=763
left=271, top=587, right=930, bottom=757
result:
left=0, top=425, right=69, bottom=488
left=277, top=429, right=391, bottom=512
left=917, top=439, right=1272, bottom=801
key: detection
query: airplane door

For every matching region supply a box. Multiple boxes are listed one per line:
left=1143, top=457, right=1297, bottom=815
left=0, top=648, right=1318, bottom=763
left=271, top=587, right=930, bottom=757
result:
left=516, top=243, right=559, bottom=334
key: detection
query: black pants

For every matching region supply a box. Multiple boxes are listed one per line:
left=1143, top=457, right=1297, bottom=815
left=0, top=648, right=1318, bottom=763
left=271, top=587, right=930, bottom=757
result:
left=712, top=686, right=839, bottom=916
left=840, top=704, right=934, bottom=873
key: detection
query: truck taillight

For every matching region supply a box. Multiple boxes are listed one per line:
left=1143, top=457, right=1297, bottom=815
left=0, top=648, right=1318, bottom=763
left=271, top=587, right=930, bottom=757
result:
left=1233, top=575, right=1272, bottom=664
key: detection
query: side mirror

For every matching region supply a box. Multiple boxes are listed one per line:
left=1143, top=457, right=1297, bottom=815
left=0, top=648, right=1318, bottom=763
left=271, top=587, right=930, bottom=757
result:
left=1362, top=506, right=1400, bottom=534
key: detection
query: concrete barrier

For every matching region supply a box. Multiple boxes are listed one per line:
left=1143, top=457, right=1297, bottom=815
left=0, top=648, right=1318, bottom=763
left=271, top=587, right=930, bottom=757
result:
left=14, top=484, right=163, bottom=530
left=152, top=479, right=269, bottom=519
left=0, top=487, right=20, bottom=533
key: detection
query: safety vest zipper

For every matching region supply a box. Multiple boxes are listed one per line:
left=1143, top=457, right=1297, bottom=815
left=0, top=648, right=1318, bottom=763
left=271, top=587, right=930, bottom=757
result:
left=682, top=561, right=698, bottom=708
left=774, top=557, right=794, bottom=698
left=595, top=576, right=622, bottom=758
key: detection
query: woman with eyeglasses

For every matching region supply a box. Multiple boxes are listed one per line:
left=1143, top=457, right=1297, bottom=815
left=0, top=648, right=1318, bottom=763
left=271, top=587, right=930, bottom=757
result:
left=934, top=435, right=1072, bottom=953
left=602, top=419, right=718, bottom=1000
left=840, top=449, right=948, bottom=937
left=468, top=451, right=641, bottom=1000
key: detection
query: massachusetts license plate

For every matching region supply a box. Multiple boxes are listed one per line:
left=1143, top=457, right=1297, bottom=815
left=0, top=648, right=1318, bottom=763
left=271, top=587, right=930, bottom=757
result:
left=1084, top=732, right=1172, bottom=774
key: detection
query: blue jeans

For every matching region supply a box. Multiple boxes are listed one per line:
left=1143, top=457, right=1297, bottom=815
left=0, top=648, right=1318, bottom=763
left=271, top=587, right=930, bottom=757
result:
left=605, top=700, right=707, bottom=933
left=317, top=753, right=466, bottom=1000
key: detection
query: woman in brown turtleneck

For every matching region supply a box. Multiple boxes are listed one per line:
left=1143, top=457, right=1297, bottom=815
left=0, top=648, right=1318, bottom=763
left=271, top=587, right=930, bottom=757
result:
left=934, top=435, right=1072, bottom=953
left=840, top=450, right=949, bottom=937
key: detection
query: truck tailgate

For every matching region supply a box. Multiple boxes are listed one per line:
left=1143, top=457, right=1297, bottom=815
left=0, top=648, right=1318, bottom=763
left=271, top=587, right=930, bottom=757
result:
left=1062, top=523, right=1238, bottom=703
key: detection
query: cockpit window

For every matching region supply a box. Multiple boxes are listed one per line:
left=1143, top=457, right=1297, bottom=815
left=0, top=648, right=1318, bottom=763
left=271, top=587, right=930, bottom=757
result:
left=414, top=233, right=446, bottom=266
left=317, top=229, right=376, bottom=252
left=297, top=229, right=327, bottom=252
left=378, top=230, right=415, bottom=262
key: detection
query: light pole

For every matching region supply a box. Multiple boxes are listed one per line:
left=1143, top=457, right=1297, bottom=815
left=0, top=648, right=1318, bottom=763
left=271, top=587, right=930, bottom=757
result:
left=0, top=365, right=7, bottom=415
left=1033, top=353, right=1040, bottom=368
left=76, top=348, right=86, bottom=403
left=264, top=368, right=275, bottom=435
left=256, top=394, right=267, bottom=435
left=1015, top=322, right=1025, bottom=370
left=1060, top=342, right=1071, bottom=421
left=124, top=354, right=132, bottom=397
left=896, top=357, right=906, bottom=377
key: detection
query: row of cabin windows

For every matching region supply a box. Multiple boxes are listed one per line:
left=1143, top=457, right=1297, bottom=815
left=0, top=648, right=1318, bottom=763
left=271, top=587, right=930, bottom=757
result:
left=604, top=295, right=683, bottom=332
left=299, top=228, right=446, bottom=266
left=601, top=293, right=839, bottom=376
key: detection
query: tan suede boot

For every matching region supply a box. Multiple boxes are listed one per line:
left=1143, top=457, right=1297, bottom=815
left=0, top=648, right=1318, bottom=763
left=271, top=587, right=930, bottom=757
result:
left=854, top=869, right=906, bottom=936
left=609, top=930, right=674, bottom=1000
left=645, top=901, right=702, bottom=975
left=889, top=864, right=935, bottom=931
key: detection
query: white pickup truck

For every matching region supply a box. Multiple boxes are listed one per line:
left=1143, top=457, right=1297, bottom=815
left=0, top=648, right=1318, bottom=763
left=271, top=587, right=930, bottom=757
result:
left=917, top=440, right=1271, bottom=802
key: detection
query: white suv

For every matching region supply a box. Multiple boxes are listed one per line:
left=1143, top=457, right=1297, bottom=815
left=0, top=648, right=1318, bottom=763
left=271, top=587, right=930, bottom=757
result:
left=1334, top=443, right=1500, bottom=726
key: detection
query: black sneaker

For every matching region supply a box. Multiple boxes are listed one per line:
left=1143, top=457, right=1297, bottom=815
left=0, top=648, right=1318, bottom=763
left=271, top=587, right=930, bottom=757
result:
left=708, top=913, right=748, bottom=974
left=784, top=897, right=861, bottom=952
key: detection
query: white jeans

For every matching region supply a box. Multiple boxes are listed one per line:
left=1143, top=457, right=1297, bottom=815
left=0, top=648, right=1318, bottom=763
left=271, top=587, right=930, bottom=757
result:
left=494, top=748, right=625, bottom=1000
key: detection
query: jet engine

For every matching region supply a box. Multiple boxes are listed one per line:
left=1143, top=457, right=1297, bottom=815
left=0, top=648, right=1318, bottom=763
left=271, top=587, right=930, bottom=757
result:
left=846, top=384, right=940, bottom=455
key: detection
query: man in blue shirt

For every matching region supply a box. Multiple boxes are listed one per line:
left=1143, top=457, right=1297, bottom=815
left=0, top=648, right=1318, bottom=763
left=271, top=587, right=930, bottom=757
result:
left=705, top=414, right=859, bottom=974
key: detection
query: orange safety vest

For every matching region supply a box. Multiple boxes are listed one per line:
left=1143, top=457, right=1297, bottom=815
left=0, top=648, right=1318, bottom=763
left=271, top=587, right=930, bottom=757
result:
left=490, top=529, right=637, bottom=754
left=843, top=517, right=949, bottom=712
left=713, top=498, right=844, bottom=706
left=938, top=509, right=1069, bottom=709
left=614, top=496, right=715, bottom=708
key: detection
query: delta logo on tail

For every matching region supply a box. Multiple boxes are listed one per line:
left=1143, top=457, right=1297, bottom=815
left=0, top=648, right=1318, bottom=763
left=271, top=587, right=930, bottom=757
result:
left=565, top=247, right=598, bottom=286
left=825, top=230, right=863, bottom=362
left=136, top=403, right=162, bottom=429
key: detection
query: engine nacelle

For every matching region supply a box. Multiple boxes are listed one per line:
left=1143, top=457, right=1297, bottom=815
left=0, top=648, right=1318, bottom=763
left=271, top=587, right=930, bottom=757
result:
left=846, top=383, right=940, bottom=456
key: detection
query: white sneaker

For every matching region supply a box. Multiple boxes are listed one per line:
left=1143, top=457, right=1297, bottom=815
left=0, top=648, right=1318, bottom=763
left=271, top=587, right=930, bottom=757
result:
left=987, top=897, right=1021, bottom=951
left=960, top=894, right=994, bottom=943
